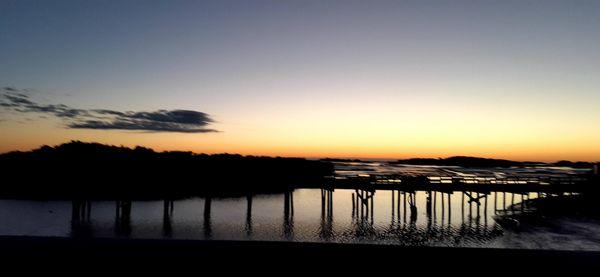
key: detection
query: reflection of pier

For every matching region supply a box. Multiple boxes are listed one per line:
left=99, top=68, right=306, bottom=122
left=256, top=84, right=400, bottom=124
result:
left=68, top=191, right=298, bottom=239
left=353, top=189, right=375, bottom=223
left=427, top=191, right=450, bottom=226
left=245, top=195, right=253, bottom=236
left=493, top=191, right=536, bottom=215
left=71, top=200, right=92, bottom=223
left=115, top=200, right=132, bottom=236
left=71, top=200, right=92, bottom=237
left=388, top=190, right=418, bottom=225
left=204, top=196, right=212, bottom=238
left=283, top=190, right=294, bottom=239
left=350, top=189, right=377, bottom=237
left=163, top=200, right=174, bottom=237
left=68, top=187, right=564, bottom=242
left=458, top=191, right=490, bottom=233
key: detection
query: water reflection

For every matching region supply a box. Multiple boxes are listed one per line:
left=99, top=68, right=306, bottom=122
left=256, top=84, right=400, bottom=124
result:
left=203, top=196, right=212, bottom=238
left=115, top=200, right=132, bottom=236
left=71, top=200, right=92, bottom=238
left=283, top=191, right=294, bottom=239
left=163, top=200, right=174, bottom=237
left=245, top=195, right=252, bottom=236
left=4, top=189, right=589, bottom=248
left=320, top=189, right=333, bottom=240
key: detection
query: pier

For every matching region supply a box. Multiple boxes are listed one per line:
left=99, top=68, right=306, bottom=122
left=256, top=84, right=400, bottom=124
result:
left=322, top=173, right=596, bottom=194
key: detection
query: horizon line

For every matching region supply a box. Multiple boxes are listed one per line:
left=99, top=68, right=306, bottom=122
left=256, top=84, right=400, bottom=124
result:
left=2, top=140, right=598, bottom=164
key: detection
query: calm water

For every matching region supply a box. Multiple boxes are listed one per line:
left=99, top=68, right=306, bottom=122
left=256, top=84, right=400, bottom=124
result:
left=1, top=163, right=597, bottom=250
left=2, top=188, right=600, bottom=250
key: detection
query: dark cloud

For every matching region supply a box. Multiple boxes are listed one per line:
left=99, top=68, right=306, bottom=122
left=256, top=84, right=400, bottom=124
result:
left=0, top=87, right=218, bottom=133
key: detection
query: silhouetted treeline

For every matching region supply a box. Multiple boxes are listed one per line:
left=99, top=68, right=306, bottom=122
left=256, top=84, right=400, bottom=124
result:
left=0, top=141, right=334, bottom=199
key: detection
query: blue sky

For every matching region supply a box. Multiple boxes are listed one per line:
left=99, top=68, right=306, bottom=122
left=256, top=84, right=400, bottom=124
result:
left=1, top=1, right=599, bottom=161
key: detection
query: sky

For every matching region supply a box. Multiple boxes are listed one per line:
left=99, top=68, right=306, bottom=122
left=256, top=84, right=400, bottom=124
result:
left=1, top=0, right=599, bottom=162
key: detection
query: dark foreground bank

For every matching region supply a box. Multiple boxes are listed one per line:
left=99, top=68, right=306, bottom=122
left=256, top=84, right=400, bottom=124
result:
left=1, top=236, right=599, bottom=273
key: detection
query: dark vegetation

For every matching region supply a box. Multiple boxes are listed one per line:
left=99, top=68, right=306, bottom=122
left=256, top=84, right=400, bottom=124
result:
left=0, top=141, right=333, bottom=199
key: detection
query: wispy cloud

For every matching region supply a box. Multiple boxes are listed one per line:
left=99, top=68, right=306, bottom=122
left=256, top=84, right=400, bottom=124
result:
left=0, top=86, right=218, bottom=133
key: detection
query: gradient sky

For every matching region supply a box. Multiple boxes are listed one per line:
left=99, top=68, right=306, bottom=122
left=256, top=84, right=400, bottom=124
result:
left=1, top=0, right=599, bottom=161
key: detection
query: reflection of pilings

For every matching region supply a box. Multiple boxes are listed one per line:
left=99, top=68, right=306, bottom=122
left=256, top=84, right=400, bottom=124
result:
left=163, top=200, right=173, bottom=237
left=408, top=192, right=417, bottom=223
left=402, top=192, right=407, bottom=223
left=520, top=194, right=525, bottom=212
left=284, top=190, right=294, bottom=218
left=433, top=191, right=437, bottom=219
left=369, top=191, right=375, bottom=224
left=462, top=191, right=490, bottom=221
left=484, top=194, right=488, bottom=220
left=320, top=188, right=334, bottom=239
left=321, top=188, right=333, bottom=218
left=430, top=191, right=452, bottom=227
left=71, top=200, right=92, bottom=237
left=426, top=191, right=432, bottom=231
left=352, top=192, right=356, bottom=219
left=441, top=192, right=445, bottom=224
left=204, top=197, right=212, bottom=238
left=321, top=189, right=326, bottom=218
left=468, top=194, right=473, bottom=228
left=484, top=194, right=488, bottom=227
left=283, top=190, right=294, bottom=239
left=468, top=192, right=473, bottom=220
left=115, top=200, right=132, bottom=236
left=426, top=191, right=432, bottom=219
left=354, top=189, right=375, bottom=223
left=396, top=190, right=401, bottom=222
left=359, top=190, right=364, bottom=218
left=494, top=192, right=532, bottom=214
left=461, top=192, right=465, bottom=221
left=72, top=200, right=92, bottom=223
left=447, top=193, right=452, bottom=226
left=477, top=193, right=481, bottom=219
left=246, top=194, right=253, bottom=236
left=393, top=191, right=416, bottom=224
left=511, top=193, right=515, bottom=212
left=86, top=201, right=91, bottom=219
left=494, top=192, right=498, bottom=214
left=163, top=200, right=174, bottom=215
left=460, top=191, right=493, bottom=227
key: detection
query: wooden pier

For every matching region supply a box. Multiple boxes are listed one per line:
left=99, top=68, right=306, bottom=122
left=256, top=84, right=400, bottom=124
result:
left=318, top=174, right=596, bottom=194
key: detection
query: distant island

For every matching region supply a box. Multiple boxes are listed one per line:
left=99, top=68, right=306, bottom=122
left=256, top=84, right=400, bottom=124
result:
left=391, top=157, right=597, bottom=168
left=0, top=141, right=333, bottom=199
left=391, top=157, right=526, bottom=168
left=323, top=156, right=597, bottom=169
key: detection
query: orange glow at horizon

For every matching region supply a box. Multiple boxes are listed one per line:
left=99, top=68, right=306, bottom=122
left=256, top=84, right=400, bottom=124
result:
left=1, top=112, right=599, bottom=162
